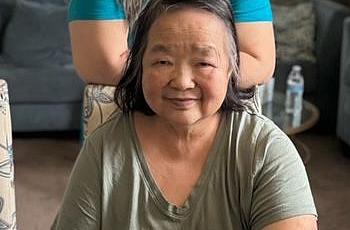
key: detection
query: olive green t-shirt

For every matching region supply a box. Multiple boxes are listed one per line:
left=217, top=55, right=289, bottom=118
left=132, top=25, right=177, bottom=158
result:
left=52, top=111, right=317, bottom=230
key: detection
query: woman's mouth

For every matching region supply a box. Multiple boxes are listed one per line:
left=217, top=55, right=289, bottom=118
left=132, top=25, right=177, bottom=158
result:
left=165, top=97, right=198, bottom=109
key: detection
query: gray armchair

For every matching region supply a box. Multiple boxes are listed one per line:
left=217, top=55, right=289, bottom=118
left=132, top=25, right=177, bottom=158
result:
left=337, top=17, right=350, bottom=151
left=273, top=0, right=350, bottom=132
left=0, top=79, right=16, bottom=229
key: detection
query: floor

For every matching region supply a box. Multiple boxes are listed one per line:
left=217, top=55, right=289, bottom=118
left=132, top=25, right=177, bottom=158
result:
left=14, top=133, right=79, bottom=230
left=12, top=131, right=350, bottom=230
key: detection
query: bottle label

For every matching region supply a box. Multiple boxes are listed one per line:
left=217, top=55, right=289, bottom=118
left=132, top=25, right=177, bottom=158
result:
left=287, top=84, right=304, bottom=92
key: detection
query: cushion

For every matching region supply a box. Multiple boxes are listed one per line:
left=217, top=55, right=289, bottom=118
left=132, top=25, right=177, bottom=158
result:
left=272, top=0, right=316, bottom=62
left=2, top=0, right=72, bottom=67
left=0, top=65, right=84, bottom=103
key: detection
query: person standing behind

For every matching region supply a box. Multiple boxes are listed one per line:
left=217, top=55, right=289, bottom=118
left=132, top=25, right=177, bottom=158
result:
left=67, top=0, right=275, bottom=90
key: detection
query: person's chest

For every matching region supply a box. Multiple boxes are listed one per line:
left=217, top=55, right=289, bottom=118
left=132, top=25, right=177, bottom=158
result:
left=100, top=141, right=254, bottom=230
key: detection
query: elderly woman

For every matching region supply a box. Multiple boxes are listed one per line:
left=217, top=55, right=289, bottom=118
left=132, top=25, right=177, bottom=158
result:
left=52, top=0, right=317, bottom=229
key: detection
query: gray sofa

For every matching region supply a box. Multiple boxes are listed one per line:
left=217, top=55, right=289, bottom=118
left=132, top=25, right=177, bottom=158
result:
left=337, top=17, right=350, bottom=150
left=273, top=0, right=350, bottom=133
left=0, top=0, right=349, bottom=132
left=0, top=0, right=84, bottom=132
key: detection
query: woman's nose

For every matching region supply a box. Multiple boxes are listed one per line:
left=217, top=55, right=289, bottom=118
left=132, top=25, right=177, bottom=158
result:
left=169, top=65, right=196, bottom=90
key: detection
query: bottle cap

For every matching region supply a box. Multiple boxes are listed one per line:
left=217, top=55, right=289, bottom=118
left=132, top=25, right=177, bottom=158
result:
left=292, top=65, right=302, bottom=72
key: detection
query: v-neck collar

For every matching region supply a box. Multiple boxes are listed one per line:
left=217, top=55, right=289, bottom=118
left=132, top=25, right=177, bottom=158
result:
left=128, top=112, right=229, bottom=221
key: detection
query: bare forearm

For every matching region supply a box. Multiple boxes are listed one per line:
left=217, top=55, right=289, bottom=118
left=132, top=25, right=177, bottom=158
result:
left=69, top=21, right=129, bottom=86
left=235, top=23, right=275, bottom=89
left=73, top=49, right=128, bottom=86
left=238, top=51, right=275, bottom=89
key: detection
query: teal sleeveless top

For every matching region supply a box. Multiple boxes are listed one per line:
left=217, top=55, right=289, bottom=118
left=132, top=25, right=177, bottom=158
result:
left=68, top=0, right=273, bottom=23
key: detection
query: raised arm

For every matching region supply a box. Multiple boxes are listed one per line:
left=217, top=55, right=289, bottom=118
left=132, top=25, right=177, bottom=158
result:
left=236, top=22, right=276, bottom=89
left=69, top=21, right=129, bottom=85
left=68, top=0, right=275, bottom=88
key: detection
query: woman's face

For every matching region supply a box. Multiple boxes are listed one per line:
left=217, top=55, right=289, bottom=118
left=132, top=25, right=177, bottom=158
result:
left=142, top=8, right=233, bottom=126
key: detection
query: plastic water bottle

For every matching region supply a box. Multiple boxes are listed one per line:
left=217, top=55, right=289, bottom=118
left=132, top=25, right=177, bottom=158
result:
left=285, top=65, right=304, bottom=114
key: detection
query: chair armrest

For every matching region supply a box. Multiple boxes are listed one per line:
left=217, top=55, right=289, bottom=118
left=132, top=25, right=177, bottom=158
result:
left=0, top=79, right=16, bottom=229
left=314, top=0, right=350, bottom=65
left=82, top=84, right=119, bottom=140
left=312, top=0, right=350, bottom=131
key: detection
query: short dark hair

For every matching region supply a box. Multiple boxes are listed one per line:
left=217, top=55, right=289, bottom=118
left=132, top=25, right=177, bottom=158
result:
left=115, top=0, right=255, bottom=115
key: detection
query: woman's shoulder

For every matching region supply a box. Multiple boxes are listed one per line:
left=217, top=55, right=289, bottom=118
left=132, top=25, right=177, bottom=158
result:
left=229, top=110, right=302, bottom=174
left=82, top=111, right=138, bottom=169
left=230, top=109, right=280, bottom=134
left=228, top=110, right=317, bottom=229
left=236, top=110, right=290, bottom=145
left=228, top=110, right=290, bottom=154
left=86, top=111, right=129, bottom=143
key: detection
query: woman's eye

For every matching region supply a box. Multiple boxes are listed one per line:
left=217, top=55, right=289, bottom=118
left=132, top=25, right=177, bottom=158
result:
left=160, top=61, right=170, bottom=65
left=199, top=62, right=211, bottom=67
left=153, top=60, right=171, bottom=66
left=197, top=62, right=216, bottom=68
